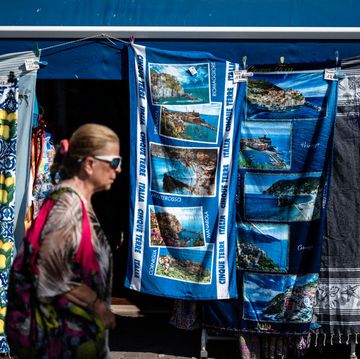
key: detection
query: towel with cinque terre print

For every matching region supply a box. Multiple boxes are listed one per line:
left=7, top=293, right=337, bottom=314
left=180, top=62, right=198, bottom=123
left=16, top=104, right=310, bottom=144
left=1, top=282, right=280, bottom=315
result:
left=125, top=43, right=245, bottom=300
left=203, top=69, right=339, bottom=334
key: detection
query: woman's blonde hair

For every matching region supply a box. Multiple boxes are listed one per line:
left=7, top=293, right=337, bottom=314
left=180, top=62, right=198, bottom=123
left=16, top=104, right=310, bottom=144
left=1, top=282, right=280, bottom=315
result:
left=51, top=123, right=119, bottom=183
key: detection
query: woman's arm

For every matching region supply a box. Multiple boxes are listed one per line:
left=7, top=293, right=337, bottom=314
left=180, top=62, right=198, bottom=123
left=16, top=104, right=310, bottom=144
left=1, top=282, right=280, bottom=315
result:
left=64, top=284, right=116, bottom=329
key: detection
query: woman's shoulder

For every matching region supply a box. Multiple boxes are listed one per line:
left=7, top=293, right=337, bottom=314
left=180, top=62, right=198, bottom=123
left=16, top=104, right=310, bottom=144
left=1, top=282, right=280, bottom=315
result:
left=50, top=184, right=78, bottom=198
left=48, top=185, right=82, bottom=208
left=40, top=185, right=83, bottom=233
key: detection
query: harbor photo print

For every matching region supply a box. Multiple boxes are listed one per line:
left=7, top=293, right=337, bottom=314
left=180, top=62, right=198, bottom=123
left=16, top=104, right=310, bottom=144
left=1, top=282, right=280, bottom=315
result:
left=244, top=172, right=322, bottom=222
left=150, top=143, right=218, bottom=196
left=237, top=222, right=289, bottom=272
left=239, top=121, right=292, bottom=170
left=246, top=72, right=329, bottom=120
left=243, top=273, right=318, bottom=323
left=150, top=205, right=206, bottom=248
left=155, top=247, right=213, bottom=284
left=149, top=63, right=210, bottom=105
left=160, top=102, right=221, bottom=143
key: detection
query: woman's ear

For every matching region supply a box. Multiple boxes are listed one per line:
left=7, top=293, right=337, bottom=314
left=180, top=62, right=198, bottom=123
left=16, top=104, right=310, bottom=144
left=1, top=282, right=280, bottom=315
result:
left=82, top=156, right=94, bottom=176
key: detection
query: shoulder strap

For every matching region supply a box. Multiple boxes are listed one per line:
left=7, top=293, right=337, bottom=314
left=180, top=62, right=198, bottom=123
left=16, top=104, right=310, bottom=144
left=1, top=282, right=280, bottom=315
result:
left=75, top=199, right=100, bottom=273
left=27, top=199, right=55, bottom=270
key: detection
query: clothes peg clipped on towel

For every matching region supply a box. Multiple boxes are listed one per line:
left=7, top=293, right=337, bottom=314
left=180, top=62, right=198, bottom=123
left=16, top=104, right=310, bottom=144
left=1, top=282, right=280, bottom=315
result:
left=335, top=50, right=340, bottom=69
left=242, top=56, right=247, bottom=70
left=334, top=50, right=346, bottom=80
left=233, top=57, right=253, bottom=83
left=34, top=42, right=41, bottom=58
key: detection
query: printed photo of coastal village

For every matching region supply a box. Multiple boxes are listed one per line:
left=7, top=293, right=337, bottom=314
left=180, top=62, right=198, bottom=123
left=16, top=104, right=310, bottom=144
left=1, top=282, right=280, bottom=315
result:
left=237, top=222, right=289, bottom=272
left=150, top=143, right=218, bottom=197
left=239, top=121, right=292, bottom=170
left=160, top=103, right=221, bottom=143
left=243, top=272, right=318, bottom=323
left=155, top=247, right=213, bottom=284
left=150, top=205, right=206, bottom=248
left=244, top=172, right=322, bottom=222
left=149, top=63, right=210, bottom=105
left=246, top=72, right=329, bottom=120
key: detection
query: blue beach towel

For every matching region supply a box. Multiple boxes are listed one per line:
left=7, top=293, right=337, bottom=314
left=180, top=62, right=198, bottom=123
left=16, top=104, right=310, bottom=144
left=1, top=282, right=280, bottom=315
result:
left=203, top=68, right=339, bottom=334
left=125, top=44, right=245, bottom=300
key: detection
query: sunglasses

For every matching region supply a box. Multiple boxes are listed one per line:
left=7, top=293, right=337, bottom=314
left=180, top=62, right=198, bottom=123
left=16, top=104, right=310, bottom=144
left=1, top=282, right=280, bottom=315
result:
left=93, top=155, right=122, bottom=169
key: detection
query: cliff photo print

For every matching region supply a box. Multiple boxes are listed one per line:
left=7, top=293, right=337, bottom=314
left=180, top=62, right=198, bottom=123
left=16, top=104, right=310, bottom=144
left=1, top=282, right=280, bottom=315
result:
left=243, top=273, right=318, bottom=323
left=150, top=143, right=218, bottom=197
left=160, top=103, right=221, bottom=143
left=149, top=63, right=210, bottom=105
left=246, top=72, right=329, bottom=120
left=239, top=121, right=292, bottom=170
left=155, top=247, right=213, bottom=284
left=244, top=172, right=322, bottom=222
left=237, top=222, right=289, bottom=272
left=150, top=205, right=206, bottom=248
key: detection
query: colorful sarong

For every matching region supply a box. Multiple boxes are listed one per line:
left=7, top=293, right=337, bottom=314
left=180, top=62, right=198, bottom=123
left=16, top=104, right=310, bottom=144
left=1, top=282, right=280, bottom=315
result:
left=125, top=44, right=245, bottom=299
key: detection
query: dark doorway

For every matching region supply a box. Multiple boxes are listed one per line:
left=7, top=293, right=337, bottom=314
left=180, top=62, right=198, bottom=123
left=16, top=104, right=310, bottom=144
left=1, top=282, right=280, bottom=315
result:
left=36, top=79, right=130, bottom=296
left=35, top=79, right=173, bottom=311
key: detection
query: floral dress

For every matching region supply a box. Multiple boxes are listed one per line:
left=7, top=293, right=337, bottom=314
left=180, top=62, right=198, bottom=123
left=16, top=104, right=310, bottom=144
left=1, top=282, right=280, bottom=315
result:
left=6, top=186, right=113, bottom=359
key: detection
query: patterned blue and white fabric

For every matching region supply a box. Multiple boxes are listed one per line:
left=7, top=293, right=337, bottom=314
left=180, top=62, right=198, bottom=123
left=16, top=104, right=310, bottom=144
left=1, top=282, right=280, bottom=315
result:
left=0, top=50, right=38, bottom=353
left=125, top=44, right=245, bottom=299
left=0, top=79, right=18, bottom=355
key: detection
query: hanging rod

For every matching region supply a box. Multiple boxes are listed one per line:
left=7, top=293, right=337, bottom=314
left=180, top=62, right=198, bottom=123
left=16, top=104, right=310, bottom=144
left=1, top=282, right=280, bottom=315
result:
left=1, top=26, right=360, bottom=39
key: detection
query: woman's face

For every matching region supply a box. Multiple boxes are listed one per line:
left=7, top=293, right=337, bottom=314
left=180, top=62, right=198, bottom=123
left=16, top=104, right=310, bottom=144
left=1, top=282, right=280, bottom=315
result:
left=90, top=141, right=121, bottom=192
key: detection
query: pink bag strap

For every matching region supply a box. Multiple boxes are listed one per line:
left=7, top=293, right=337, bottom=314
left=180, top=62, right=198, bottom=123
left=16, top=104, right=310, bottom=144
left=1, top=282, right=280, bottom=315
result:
left=75, top=199, right=100, bottom=272
left=27, top=199, right=56, bottom=268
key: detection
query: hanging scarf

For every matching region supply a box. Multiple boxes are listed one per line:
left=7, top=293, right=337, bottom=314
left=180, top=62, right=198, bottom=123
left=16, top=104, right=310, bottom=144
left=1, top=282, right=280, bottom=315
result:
left=314, top=59, right=360, bottom=346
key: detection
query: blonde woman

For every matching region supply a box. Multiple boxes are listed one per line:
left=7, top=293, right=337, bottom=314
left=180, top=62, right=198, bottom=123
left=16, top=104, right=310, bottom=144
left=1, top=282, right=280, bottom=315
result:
left=6, top=123, right=121, bottom=359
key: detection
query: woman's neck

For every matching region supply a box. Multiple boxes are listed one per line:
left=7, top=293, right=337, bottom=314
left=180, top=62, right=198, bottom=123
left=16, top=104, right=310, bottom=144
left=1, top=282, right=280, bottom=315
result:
left=60, top=177, right=94, bottom=203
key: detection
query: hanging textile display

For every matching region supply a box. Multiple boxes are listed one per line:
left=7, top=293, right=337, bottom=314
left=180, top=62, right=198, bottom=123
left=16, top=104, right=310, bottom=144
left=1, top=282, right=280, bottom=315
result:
left=203, top=68, right=339, bottom=335
left=125, top=43, right=245, bottom=299
left=0, top=51, right=39, bottom=353
left=12, top=54, right=40, bottom=250
left=29, top=119, right=55, bottom=220
left=24, top=124, right=55, bottom=231
left=314, top=60, right=360, bottom=343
